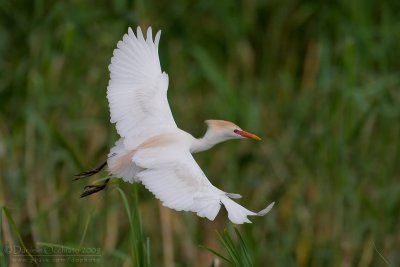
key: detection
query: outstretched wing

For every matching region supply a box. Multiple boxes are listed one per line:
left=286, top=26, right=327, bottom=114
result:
left=107, top=27, right=177, bottom=143
left=132, top=145, right=274, bottom=224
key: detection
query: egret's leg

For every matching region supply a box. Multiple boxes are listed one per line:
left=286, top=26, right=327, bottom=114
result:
left=80, top=178, right=110, bottom=198
left=74, top=161, right=107, bottom=180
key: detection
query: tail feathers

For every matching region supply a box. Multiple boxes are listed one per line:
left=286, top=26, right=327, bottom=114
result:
left=220, top=197, right=275, bottom=224
left=107, top=139, right=141, bottom=183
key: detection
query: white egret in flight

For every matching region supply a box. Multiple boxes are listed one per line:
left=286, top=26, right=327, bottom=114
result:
left=75, top=27, right=274, bottom=224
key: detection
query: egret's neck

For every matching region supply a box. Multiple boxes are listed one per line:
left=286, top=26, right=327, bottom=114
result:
left=190, top=130, right=225, bottom=153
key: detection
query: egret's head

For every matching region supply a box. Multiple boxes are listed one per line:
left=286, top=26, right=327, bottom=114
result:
left=205, top=120, right=261, bottom=141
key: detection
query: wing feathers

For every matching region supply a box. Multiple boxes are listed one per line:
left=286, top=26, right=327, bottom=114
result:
left=133, top=147, right=273, bottom=224
left=194, top=196, right=221, bottom=220
left=107, top=26, right=177, bottom=140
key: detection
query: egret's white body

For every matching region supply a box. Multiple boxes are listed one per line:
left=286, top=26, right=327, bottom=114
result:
left=104, top=27, right=274, bottom=224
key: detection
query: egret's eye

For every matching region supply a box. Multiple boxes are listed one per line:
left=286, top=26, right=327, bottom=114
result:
left=234, top=129, right=240, bottom=134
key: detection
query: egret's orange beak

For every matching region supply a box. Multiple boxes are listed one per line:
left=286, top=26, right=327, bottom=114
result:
left=237, top=130, right=261, bottom=141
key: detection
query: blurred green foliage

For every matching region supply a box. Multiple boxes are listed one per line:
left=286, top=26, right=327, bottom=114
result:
left=0, top=0, right=399, bottom=266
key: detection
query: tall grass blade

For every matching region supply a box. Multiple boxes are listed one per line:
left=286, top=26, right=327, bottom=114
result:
left=199, top=245, right=232, bottom=264
left=2, top=207, right=38, bottom=266
left=131, top=184, right=147, bottom=267
left=373, top=242, right=393, bottom=267
left=202, top=228, right=254, bottom=267
left=234, top=228, right=253, bottom=267
left=116, top=185, right=149, bottom=267
left=79, top=214, right=93, bottom=247
left=0, top=208, right=8, bottom=267
left=218, top=229, right=241, bottom=266
left=116, top=187, right=135, bottom=264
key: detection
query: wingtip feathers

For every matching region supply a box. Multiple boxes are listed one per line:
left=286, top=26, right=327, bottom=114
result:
left=146, top=27, right=153, bottom=42
left=124, top=26, right=161, bottom=48
left=155, top=30, right=161, bottom=47
left=257, top=202, right=275, bottom=216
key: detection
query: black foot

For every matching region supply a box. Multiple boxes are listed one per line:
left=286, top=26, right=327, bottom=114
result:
left=80, top=178, right=110, bottom=198
left=74, top=161, right=107, bottom=180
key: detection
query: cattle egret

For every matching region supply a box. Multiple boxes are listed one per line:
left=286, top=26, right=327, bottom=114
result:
left=75, top=27, right=274, bottom=224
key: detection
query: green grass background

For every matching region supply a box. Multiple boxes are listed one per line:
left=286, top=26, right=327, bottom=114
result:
left=1, top=0, right=399, bottom=266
